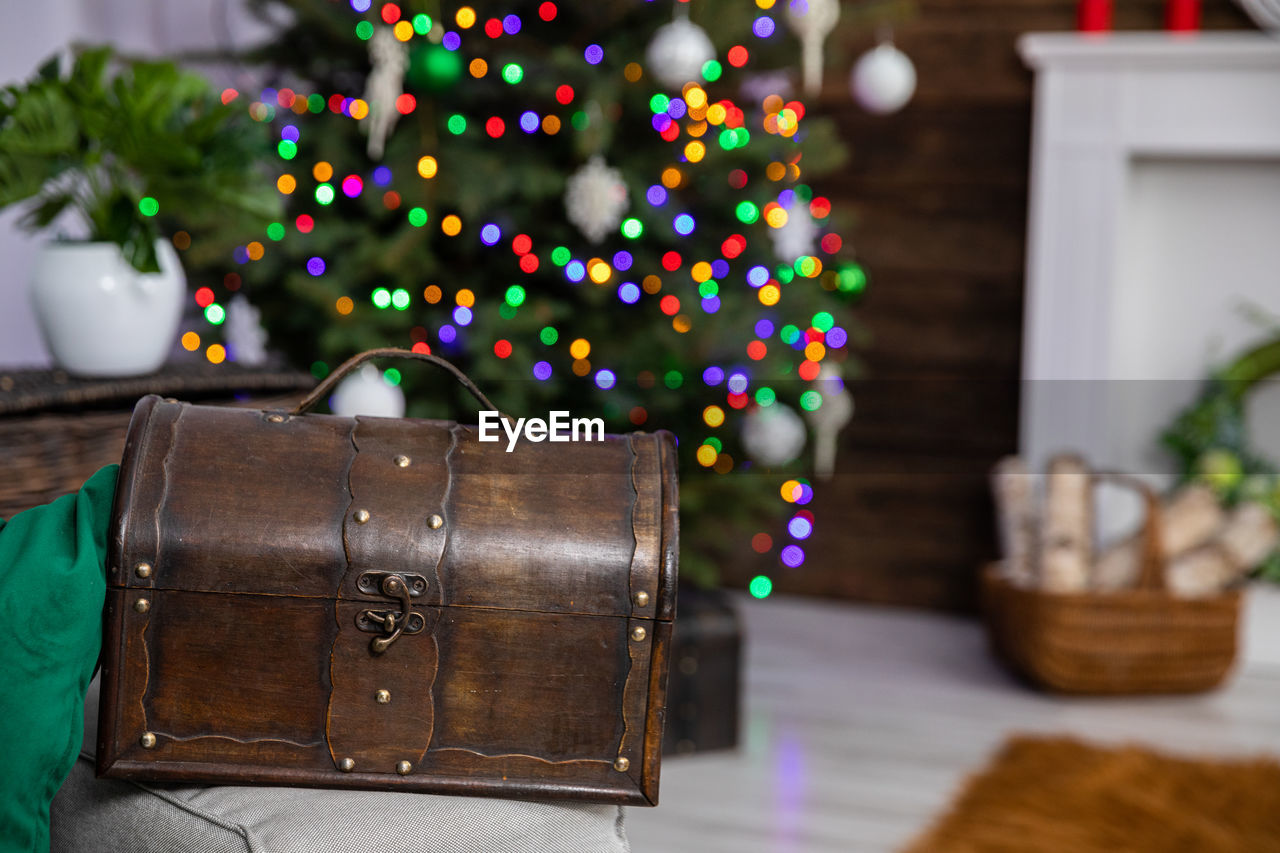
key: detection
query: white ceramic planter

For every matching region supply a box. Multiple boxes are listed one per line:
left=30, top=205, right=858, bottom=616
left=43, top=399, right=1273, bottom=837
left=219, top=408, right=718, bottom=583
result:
left=29, top=240, right=185, bottom=377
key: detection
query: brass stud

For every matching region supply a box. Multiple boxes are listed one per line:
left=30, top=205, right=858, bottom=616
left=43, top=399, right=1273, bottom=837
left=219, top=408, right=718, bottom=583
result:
left=634, top=591, right=649, bottom=608
left=396, top=760, right=412, bottom=775
left=375, top=689, right=391, bottom=704
left=140, top=732, right=157, bottom=749
left=338, top=757, right=355, bottom=772
left=394, top=455, right=411, bottom=468
left=427, top=514, right=444, bottom=530
left=354, top=509, right=371, bottom=524
left=135, top=562, right=153, bottom=579
left=630, top=626, right=647, bottom=642
left=613, top=757, right=630, bottom=772
left=134, top=598, right=151, bottom=613
left=266, top=413, right=286, bottom=423
left=163, top=397, right=179, bottom=404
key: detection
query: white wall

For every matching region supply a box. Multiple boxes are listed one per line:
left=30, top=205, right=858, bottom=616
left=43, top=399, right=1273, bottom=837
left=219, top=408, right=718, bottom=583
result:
left=1112, top=157, right=1280, bottom=472
left=1022, top=156, right=1280, bottom=485
left=0, top=0, right=271, bottom=367
left=0, top=0, right=86, bottom=367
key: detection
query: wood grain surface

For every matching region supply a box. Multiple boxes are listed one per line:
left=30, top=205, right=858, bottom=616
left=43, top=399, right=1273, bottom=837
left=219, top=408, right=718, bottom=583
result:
left=98, top=395, right=678, bottom=805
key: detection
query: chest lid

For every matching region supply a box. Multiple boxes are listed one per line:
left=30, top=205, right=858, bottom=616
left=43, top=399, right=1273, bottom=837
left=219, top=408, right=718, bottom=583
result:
left=109, top=354, right=677, bottom=624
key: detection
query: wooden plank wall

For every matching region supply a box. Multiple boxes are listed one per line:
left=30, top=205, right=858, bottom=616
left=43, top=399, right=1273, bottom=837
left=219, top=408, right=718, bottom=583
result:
left=720, top=1, right=1256, bottom=610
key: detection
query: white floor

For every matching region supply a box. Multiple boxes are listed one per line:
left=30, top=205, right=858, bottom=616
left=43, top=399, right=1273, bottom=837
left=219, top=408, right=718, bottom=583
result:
left=625, top=589, right=1280, bottom=853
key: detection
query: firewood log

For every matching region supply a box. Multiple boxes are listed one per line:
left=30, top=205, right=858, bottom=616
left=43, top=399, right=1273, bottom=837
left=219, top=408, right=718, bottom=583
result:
left=991, top=456, right=1036, bottom=584
left=1092, top=485, right=1224, bottom=590
left=1165, top=546, right=1232, bottom=598
left=1166, top=502, right=1278, bottom=598
left=1040, top=455, right=1091, bottom=592
left=1218, top=502, right=1279, bottom=571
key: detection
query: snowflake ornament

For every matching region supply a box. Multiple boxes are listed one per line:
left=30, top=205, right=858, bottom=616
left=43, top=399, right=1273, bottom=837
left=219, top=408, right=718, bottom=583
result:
left=564, top=155, right=629, bottom=244
left=769, top=200, right=819, bottom=262
left=225, top=295, right=268, bottom=366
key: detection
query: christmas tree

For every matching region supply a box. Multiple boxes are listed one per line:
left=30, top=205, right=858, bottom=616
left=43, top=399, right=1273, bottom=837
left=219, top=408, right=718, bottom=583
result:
left=200, top=0, right=865, bottom=588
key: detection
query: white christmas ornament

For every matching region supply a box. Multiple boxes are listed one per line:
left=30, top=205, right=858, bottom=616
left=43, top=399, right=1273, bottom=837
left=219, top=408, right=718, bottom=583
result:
left=851, top=43, right=916, bottom=115
left=804, top=363, right=854, bottom=479
left=645, top=16, right=715, bottom=90
left=564, top=155, right=629, bottom=244
left=330, top=363, right=406, bottom=418
left=224, top=295, right=268, bottom=367
left=363, top=27, right=409, bottom=159
left=769, top=200, right=818, bottom=263
left=786, top=0, right=840, bottom=97
left=742, top=402, right=807, bottom=468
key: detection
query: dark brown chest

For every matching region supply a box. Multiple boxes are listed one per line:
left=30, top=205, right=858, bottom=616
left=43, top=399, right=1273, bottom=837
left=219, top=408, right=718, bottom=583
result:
left=98, top=393, right=677, bottom=805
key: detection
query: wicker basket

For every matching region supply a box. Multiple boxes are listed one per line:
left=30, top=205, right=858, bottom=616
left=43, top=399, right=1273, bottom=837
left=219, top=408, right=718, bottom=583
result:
left=0, top=410, right=135, bottom=519
left=982, top=473, right=1242, bottom=695
left=1, top=364, right=312, bottom=519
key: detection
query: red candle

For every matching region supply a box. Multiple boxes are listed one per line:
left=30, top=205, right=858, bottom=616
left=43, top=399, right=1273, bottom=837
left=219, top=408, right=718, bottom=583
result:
left=1078, top=0, right=1112, bottom=32
left=1167, top=0, right=1201, bottom=31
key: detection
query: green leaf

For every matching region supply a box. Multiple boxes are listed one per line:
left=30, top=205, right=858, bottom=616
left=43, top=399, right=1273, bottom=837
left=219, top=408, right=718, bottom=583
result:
left=36, top=54, right=61, bottom=83
left=124, top=234, right=161, bottom=274
left=0, top=85, right=78, bottom=156
left=19, top=193, right=73, bottom=230
left=0, top=156, right=57, bottom=208
left=0, top=44, right=280, bottom=271
left=68, top=46, right=110, bottom=98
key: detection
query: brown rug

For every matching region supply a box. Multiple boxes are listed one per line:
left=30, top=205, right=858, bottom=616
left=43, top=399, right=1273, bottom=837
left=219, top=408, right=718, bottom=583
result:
left=903, top=736, right=1280, bottom=853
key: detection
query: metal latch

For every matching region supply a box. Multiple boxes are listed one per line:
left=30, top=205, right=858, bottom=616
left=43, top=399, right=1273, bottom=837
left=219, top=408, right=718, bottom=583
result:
left=355, top=573, right=427, bottom=653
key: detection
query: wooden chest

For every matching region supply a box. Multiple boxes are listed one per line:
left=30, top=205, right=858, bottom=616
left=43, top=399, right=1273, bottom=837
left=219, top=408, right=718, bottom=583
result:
left=97, top=352, right=678, bottom=805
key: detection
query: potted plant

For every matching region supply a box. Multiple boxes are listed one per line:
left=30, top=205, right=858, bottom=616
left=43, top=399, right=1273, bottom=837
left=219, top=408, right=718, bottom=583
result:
left=0, top=46, right=278, bottom=376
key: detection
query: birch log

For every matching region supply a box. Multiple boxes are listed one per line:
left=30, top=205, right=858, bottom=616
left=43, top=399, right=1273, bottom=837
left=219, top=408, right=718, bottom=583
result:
left=991, top=456, right=1036, bottom=584
left=1165, top=547, right=1233, bottom=598
left=1167, top=502, right=1279, bottom=598
left=1218, top=502, right=1279, bottom=572
left=1092, top=485, right=1224, bottom=590
left=1040, top=455, right=1091, bottom=592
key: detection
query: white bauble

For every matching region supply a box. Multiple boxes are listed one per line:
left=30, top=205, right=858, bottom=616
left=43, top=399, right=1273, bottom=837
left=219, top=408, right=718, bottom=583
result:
left=770, top=201, right=818, bottom=263
left=330, top=363, right=406, bottom=418
left=850, top=43, right=916, bottom=115
left=645, top=17, right=715, bottom=90
left=564, top=155, right=629, bottom=244
left=742, top=403, right=807, bottom=467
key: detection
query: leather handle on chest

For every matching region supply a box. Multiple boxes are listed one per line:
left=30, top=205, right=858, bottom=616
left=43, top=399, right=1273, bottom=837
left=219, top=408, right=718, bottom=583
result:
left=292, top=347, right=508, bottom=419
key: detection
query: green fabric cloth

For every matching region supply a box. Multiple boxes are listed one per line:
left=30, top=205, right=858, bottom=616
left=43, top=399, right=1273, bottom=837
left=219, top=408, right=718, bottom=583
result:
left=0, top=465, right=118, bottom=853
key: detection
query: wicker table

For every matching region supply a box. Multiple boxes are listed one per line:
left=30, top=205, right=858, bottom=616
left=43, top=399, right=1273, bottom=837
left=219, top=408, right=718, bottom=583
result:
left=0, top=362, right=314, bottom=519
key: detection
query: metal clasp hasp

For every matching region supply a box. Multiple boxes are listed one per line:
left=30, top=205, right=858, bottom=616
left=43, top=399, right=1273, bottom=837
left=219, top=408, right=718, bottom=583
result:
left=355, top=572, right=427, bottom=654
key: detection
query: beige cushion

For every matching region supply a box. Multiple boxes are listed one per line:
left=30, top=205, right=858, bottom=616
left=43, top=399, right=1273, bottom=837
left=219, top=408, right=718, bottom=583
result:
left=51, top=679, right=629, bottom=853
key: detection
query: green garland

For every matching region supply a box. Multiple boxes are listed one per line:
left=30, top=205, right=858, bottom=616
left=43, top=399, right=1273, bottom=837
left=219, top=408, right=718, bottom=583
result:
left=1162, top=335, right=1280, bottom=580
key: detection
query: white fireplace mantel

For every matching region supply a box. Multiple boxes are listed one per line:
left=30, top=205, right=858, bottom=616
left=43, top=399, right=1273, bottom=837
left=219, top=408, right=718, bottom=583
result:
left=1017, top=32, right=1280, bottom=477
